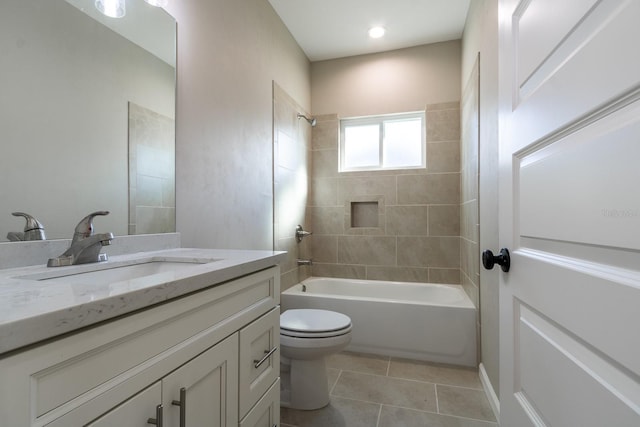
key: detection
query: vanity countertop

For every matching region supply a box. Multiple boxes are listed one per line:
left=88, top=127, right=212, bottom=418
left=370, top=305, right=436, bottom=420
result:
left=0, top=248, right=286, bottom=355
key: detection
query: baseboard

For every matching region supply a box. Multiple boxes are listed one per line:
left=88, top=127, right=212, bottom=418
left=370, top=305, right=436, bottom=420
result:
left=479, top=363, right=500, bottom=423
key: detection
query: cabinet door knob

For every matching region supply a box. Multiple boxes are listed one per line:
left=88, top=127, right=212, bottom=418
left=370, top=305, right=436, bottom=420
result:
left=171, top=387, right=186, bottom=427
left=482, top=248, right=511, bottom=272
left=147, top=404, right=163, bottom=426
left=254, top=346, right=278, bottom=369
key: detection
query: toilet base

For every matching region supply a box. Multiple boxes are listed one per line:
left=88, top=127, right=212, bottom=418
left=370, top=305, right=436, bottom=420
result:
left=280, top=357, right=331, bottom=410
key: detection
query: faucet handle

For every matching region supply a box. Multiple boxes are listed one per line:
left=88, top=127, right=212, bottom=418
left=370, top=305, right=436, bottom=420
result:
left=11, top=212, right=46, bottom=240
left=73, top=211, right=109, bottom=242
left=295, top=225, right=313, bottom=243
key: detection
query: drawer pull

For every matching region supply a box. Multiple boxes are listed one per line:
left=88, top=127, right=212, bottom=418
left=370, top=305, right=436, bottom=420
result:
left=171, top=387, right=186, bottom=427
left=147, top=404, right=163, bottom=426
left=253, top=346, right=277, bottom=369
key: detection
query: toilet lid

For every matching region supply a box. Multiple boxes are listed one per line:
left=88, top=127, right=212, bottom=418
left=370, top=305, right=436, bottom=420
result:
left=281, top=309, right=351, bottom=335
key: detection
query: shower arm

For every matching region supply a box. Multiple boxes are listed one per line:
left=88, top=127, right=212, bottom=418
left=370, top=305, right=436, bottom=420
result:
left=296, top=113, right=317, bottom=127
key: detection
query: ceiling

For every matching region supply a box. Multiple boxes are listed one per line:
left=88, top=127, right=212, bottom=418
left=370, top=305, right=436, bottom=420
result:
left=267, top=0, right=471, bottom=62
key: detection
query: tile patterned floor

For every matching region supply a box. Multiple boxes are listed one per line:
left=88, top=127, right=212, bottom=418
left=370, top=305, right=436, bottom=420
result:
left=281, top=352, right=498, bottom=427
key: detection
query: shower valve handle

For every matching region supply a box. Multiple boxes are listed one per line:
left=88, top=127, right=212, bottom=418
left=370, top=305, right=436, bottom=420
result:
left=482, top=248, right=511, bottom=272
left=295, top=225, right=312, bottom=242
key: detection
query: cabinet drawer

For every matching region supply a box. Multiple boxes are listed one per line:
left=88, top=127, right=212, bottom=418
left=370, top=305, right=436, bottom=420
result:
left=239, top=307, right=280, bottom=418
left=240, top=379, right=280, bottom=427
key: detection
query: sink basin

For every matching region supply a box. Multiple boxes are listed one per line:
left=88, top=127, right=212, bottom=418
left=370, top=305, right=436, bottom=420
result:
left=16, top=257, right=220, bottom=286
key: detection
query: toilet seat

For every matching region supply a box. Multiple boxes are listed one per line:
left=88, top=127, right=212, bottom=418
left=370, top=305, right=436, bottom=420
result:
left=279, top=309, right=353, bottom=410
left=281, top=309, right=352, bottom=338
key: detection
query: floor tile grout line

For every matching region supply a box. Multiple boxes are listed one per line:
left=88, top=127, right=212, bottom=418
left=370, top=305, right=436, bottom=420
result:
left=435, top=383, right=440, bottom=414
left=331, top=367, right=484, bottom=391
left=375, top=403, right=383, bottom=427
left=374, top=401, right=496, bottom=423
left=329, top=369, right=342, bottom=395
left=378, top=402, right=499, bottom=425
left=325, top=394, right=390, bottom=408
left=326, top=394, right=436, bottom=413
left=288, top=393, right=497, bottom=426
left=433, top=382, right=486, bottom=391
left=334, top=368, right=437, bottom=385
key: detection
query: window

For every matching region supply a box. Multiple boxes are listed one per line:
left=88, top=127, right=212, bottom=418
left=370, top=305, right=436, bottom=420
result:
left=339, top=111, right=426, bottom=172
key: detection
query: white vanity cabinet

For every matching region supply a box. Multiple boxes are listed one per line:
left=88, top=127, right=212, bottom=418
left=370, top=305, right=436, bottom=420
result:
left=161, top=333, right=240, bottom=426
left=238, top=308, right=280, bottom=419
left=239, top=379, right=280, bottom=427
left=0, top=265, right=281, bottom=427
left=86, top=382, right=162, bottom=427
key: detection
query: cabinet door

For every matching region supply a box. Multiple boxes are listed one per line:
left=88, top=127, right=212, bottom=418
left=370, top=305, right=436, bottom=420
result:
left=86, top=382, right=162, bottom=427
left=162, top=333, right=239, bottom=427
left=239, top=379, right=280, bottom=427
left=238, top=308, right=280, bottom=417
left=47, top=381, right=162, bottom=427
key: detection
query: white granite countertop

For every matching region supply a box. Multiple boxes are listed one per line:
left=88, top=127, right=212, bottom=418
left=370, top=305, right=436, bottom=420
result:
left=0, top=248, right=286, bottom=355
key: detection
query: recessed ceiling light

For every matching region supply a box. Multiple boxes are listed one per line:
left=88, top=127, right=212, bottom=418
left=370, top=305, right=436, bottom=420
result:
left=368, top=26, right=386, bottom=39
left=144, top=0, right=168, bottom=6
left=95, top=0, right=126, bottom=18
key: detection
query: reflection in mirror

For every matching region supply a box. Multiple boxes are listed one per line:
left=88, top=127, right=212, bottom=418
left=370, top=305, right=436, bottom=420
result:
left=0, top=0, right=176, bottom=241
left=128, top=102, right=175, bottom=234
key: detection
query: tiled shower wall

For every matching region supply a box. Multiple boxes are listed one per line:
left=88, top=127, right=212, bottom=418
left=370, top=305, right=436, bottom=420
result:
left=308, top=103, right=461, bottom=283
left=460, top=59, right=480, bottom=307
left=273, top=84, right=312, bottom=291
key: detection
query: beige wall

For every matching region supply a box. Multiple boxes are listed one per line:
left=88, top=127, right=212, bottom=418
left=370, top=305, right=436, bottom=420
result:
left=462, top=0, right=500, bottom=398
left=311, top=41, right=462, bottom=118
left=165, top=0, right=310, bottom=250
left=309, top=104, right=461, bottom=282
left=308, top=42, right=463, bottom=281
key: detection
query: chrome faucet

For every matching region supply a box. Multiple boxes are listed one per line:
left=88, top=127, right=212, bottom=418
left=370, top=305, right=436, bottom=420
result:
left=7, top=212, right=46, bottom=241
left=47, top=211, right=114, bottom=267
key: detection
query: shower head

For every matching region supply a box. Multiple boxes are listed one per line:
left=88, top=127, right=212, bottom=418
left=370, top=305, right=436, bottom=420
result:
left=297, top=113, right=317, bottom=127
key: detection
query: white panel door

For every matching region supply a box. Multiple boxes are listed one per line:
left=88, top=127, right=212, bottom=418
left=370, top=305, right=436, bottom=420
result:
left=498, top=0, right=640, bottom=425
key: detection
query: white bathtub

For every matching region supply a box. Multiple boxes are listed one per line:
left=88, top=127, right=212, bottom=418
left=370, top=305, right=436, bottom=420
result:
left=281, top=277, right=477, bottom=367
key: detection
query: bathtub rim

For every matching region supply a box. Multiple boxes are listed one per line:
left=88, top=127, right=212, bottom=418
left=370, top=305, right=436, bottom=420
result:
left=283, top=276, right=475, bottom=309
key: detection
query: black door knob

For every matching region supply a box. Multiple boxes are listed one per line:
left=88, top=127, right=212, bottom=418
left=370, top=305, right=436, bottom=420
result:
left=482, top=248, right=510, bottom=272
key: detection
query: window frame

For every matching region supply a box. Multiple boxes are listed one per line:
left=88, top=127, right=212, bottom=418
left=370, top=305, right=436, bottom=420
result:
left=339, top=111, right=426, bottom=172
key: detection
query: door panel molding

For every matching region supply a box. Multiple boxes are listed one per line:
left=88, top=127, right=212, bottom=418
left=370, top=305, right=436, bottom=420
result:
left=509, top=0, right=640, bottom=147
left=515, top=302, right=640, bottom=426
left=514, top=0, right=629, bottom=102
left=517, top=96, right=640, bottom=250
left=521, top=237, right=640, bottom=272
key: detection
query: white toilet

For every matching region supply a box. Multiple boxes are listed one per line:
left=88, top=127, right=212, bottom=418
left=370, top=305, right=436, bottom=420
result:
left=280, top=308, right=352, bottom=410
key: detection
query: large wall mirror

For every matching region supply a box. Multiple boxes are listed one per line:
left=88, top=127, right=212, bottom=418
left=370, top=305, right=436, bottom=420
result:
left=0, top=0, right=176, bottom=241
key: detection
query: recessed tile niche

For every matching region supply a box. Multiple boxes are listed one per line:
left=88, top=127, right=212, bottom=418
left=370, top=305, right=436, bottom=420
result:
left=345, top=196, right=385, bottom=235
left=351, top=201, right=379, bottom=228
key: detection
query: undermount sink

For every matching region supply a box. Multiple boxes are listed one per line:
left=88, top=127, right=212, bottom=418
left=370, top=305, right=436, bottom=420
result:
left=16, top=257, right=221, bottom=286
